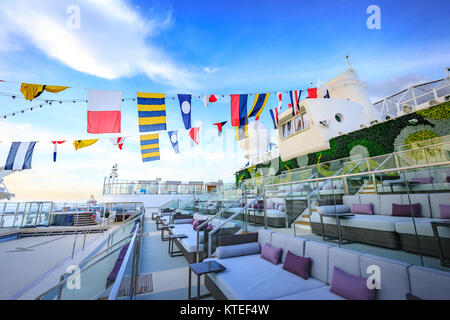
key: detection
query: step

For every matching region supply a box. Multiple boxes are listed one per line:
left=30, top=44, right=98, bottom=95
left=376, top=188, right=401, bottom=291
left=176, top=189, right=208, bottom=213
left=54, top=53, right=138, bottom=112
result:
left=358, top=191, right=376, bottom=194
left=295, top=221, right=310, bottom=226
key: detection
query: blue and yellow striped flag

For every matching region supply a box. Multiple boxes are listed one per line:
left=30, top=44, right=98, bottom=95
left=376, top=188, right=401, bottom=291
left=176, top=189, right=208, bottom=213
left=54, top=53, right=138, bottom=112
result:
left=140, top=133, right=160, bottom=162
left=247, top=93, right=270, bottom=119
left=137, top=92, right=167, bottom=132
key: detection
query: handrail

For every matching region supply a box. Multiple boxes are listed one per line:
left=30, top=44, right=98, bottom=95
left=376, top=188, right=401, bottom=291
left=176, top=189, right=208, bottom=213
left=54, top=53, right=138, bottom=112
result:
left=284, top=172, right=318, bottom=197
left=35, top=236, right=133, bottom=300
left=196, top=195, right=246, bottom=262
left=108, top=221, right=141, bottom=300
left=305, top=167, right=344, bottom=199
left=266, top=160, right=450, bottom=188
left=207, top=193, right=265, bottom=258
left=374, top=152, right=395, bottom=171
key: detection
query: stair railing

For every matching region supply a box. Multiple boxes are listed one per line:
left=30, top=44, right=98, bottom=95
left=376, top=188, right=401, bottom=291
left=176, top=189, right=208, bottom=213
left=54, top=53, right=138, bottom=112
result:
left=196, top=195, right=246, bottom=262
left=206, top=192, right=265, bottom=258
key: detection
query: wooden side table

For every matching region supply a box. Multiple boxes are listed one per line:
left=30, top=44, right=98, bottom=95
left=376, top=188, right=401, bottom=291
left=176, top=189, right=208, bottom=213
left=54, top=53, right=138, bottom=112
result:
left=188, top=260, right=226, bottom=300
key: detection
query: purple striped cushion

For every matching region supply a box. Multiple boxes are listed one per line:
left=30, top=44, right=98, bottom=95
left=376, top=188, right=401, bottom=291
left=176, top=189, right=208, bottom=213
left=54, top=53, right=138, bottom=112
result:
left=282, top=250, right=311, bottom=279
left=440, top=204, right=450, bottom=219
left=260, top=243, right=282, bottom=265
left=392, top=203, right=422, bottom=217
left=352, top=203, right=373, bottom=215
left=330, top=267, right=375, bottom=300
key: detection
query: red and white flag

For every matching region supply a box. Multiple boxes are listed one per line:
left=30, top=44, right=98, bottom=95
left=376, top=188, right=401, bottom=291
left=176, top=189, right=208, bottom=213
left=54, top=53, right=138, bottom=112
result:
left=87, top=89, right=122, bottom=133
left=202, top=95, right=218, bottom=107
left=189, top=127, right=200, bottom=145
left=277, top=92, right=282, bottom=109
left=51, top=140, right=65, bottom=162
left=109, top=137, right=126, bottom=150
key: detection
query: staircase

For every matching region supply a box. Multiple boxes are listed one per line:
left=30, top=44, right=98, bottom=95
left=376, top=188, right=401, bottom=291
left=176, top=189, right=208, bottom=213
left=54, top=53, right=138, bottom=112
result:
left=73, top=212, right=96, bottom=226
left=293, top=201, right=318, bottom=231
left=357, top=181, right=381, bottom=195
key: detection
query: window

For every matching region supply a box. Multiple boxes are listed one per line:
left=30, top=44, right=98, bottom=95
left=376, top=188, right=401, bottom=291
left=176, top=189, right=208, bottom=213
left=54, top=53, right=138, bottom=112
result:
left=294, top=117, right=302, bottom=132
left=282, top=120, right=294, bottom=138
left=335, top=113, right=344, bottom=123
left=302, top=113, right=310, bottom=129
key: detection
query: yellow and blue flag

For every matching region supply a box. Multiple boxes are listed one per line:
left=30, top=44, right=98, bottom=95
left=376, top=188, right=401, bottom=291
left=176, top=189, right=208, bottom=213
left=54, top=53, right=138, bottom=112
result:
left=137, top=92, right=166, bottom=132
left=247, top=93, right=270, bottom=119
left=140, top=133, right=160, bottom=162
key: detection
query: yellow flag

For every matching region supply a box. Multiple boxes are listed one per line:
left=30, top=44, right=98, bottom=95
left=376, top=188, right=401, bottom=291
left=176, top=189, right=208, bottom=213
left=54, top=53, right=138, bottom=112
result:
left=20, top=83, right=45, bottom=101
left=45, top=85, right=69, bottom=93
left=73, top=139, right=99, bottom=150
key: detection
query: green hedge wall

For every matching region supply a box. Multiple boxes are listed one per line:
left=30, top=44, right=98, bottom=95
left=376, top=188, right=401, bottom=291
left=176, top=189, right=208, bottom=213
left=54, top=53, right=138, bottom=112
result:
left=235, top=102, right=450, bottom=184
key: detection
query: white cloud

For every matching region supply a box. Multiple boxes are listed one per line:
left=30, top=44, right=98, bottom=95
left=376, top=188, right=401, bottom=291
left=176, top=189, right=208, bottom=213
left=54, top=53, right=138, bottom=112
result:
left=0, top=0, right=196, bottom=89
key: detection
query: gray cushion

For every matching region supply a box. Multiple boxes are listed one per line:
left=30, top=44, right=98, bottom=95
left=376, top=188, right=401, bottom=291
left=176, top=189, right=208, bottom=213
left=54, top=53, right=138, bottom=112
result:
left=269, top=232, right=305, bottom=262
left=360, top=254, right=410, bottom=300
left=429, top=193, right=450, bottom=218
left=318, top=205, right=351, bottom=215
left=379, top=194, right=403, bottom=216
left=408, top=266, right=450, bottom=300
left=275, top=285, right=345, bottom=300
left=328, top=247, right=361, bottom=284
left=394, top=218, right=450, bottom=238
left=343, top=195, right=360, bottom=208
left=304, top=241, right=331, bottom=284
left=339, top=215, right=408, bottom=232
left=215, top=242, right=261, bottom=259
left=205, top=254, right=326, bottom=300
left=258, top=229, right=272, bottom=247
left=358, top=194, right=381, bottom=215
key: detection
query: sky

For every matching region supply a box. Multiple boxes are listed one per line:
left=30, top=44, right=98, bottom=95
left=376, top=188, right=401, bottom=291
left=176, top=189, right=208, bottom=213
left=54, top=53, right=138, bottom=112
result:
left=0, top=0, right=449, bottom=201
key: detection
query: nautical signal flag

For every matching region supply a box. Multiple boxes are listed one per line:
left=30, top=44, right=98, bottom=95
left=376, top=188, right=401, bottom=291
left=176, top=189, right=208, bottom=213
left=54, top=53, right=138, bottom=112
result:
left=323, top=88, right=330, bottom=98
left=110, top=137, right=125, bottom=150
left=189, top=127, right=200, bottom=145
left=213, top=121, right=227, bottom=136
left=277, top=92, right=283, bottom=109
left=140, top=133, right=160, bottom=162
left=307, top=87, right=318, bottom=99
left=51, top=141, right=65, bottom=162
left=178, top=94, right=192, bottom=129
left=87, top=89, right=122, bottom=134
left=5, top=142, right=37, bottom=170
left=269, top=108, right=279, bottom=129
left=20, top=83, right=68, bottom=101
left=73, top=139, right=98, bottom=150
left=202, top=95, right=218, bottom=107
left=248, top=93, right=270, bottom=119
left=289, top=90, right=302, bottom=116
left=230, top=94, right=248, bottom=126
left=137, top=92, right=166, bottom=132
left=168, top=131, right=179, bottom=153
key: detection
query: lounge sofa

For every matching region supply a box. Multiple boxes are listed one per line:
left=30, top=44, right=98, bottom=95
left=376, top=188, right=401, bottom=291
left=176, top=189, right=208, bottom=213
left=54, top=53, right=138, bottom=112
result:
left=310, top=193, right=450, bottom=256
left=204, top=229, right=450, bottom=300
left=170, top=213, right=241, bottom=263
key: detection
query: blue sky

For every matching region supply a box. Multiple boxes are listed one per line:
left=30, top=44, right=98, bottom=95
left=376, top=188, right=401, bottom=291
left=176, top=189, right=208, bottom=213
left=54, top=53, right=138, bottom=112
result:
left=0, top=0, right=449, bottom=200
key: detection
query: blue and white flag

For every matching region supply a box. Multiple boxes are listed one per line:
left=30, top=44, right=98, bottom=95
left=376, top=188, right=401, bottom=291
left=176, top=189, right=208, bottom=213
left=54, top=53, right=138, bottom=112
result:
left=5, top=142, right=37, bottom=170
left=178, top=94, right=192, bottom=129
left=168, top=130, right=179, bottom=154
left=289, top=90, right=302, bottom=116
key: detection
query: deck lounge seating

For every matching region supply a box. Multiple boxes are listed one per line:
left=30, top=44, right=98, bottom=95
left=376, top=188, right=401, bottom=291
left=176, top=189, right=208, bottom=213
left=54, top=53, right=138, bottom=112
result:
left=204, top=230, right=450, bottom=300
left=310, top=193, right=450, bottom=256
left=169, top=213, right=241, bottom=263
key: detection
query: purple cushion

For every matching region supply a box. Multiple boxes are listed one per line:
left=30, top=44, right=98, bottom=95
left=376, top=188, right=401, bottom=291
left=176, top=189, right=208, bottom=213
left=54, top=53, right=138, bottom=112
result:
left=392, top=203, right=422, bottom=217
left=205, top=224, right=214, bottom=231
left=256, top=203, right=264, bottom=210
left=330, top=267, right=375, bottom=300
left=192, top=219, right=207, bottom=230
left=439, top=204, right=450, bottom=219
left=260, top=243, right=282, bottom=265
left=411, top=177, right=433, bottom=184
left=282, top=250, right=311, bottom=279
left=325, top=185, right=337, bottom=190
left=447, top=176, right=450, bottom=183
left=351, top=203, right=373, bottom=215
left=189, top=219, right=195, bottom=225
